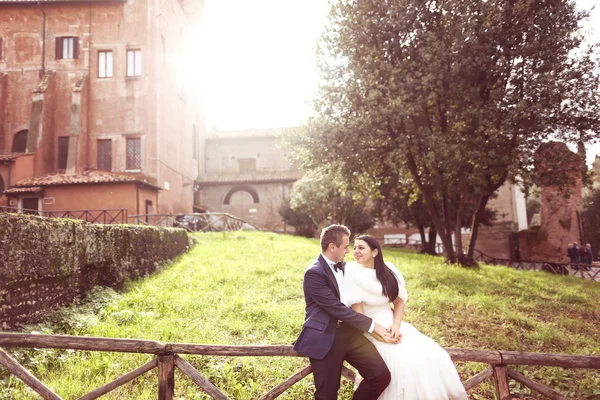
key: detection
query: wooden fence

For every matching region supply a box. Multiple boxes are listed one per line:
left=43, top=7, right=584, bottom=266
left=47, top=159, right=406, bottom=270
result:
left=128, top=212, right=256, bottom=233
left=1, top=333, right=599, bottom=399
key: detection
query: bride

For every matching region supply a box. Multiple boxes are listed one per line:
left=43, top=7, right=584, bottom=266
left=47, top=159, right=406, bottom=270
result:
left=345, top=235, right=468, bottom=400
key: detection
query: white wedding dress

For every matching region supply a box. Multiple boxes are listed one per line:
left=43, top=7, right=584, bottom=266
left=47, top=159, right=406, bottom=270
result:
left=344, top=262, right=468, bottom=400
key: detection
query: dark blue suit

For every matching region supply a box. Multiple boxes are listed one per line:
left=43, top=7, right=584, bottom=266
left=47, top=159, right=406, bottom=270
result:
left=294, top=255, right=390, bottom=399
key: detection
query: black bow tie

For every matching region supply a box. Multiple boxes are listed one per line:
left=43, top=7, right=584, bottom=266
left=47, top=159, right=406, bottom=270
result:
left=333, top=262, right=345, bottom=273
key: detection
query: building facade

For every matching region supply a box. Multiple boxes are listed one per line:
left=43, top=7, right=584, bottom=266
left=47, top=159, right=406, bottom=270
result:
left=0, top=0, right=204, bottom=219
left=198, top=128, right=301, bottom=232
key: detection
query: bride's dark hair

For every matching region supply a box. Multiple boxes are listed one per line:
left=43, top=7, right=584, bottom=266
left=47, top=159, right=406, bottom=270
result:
left=355, top=235, right=399, bottom=302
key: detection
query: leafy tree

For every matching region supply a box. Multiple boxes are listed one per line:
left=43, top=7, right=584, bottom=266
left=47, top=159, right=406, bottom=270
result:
left=288, top=0, right=600, bottom=264
left=278, top=198, right=316, bottom=238
left=284, top=167, right=376, bottom=236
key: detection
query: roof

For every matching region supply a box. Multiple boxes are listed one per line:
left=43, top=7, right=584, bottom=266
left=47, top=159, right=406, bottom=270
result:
left=12, top=169, right=160, bottom=189
left=198, top=171, right=301, bottom=185
left=3, top=186, right=43, bottom=195
left=0, top=152, right=29, bottom=162
left=206, top=127, right=301, bottom=140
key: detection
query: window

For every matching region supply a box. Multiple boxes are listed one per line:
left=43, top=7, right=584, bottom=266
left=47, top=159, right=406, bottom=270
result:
left=126, top=138, right=141, bottom=170
left=98, top=50, right=113, bottom=78
left=0, top=175, right=4, bottom=195
left=238, top=158, right=256, bottom=172
left=127, top=49, right=142, bottom=77
left=97, top=139, right=112, bottom=171
left=11, top=130, right=28, bottom=152
left=0, top=37, right=3, bottom=60
left=55, top=36, right=79, bottom=59
left=57, top=136, right=69, bottom=170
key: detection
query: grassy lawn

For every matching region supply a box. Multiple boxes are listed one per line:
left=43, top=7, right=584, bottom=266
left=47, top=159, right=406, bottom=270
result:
left=1, top=231, right=600, bottom=399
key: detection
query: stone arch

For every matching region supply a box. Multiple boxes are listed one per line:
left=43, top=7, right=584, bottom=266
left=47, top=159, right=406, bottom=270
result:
left=11, top=129, right=29, bottom=152
left=223, top=185, right=259, bottom=205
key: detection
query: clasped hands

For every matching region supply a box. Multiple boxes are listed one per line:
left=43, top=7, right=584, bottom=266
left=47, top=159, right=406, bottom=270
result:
left=372, top=323, right=402, bottom=344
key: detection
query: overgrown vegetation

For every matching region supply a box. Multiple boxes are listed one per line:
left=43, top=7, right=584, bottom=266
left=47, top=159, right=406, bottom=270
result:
left=1, top=232, right=599, bottom=399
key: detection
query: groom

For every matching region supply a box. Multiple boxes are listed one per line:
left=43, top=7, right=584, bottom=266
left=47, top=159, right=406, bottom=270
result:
left=294, top=224, right=393, bottom=400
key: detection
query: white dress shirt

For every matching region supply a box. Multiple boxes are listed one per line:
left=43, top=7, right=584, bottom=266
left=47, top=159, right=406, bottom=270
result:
left=322, top=254, right=374, bottom=333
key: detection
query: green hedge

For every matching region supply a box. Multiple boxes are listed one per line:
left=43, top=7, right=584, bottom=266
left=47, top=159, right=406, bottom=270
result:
left=0, top=213, right=189, bottom=330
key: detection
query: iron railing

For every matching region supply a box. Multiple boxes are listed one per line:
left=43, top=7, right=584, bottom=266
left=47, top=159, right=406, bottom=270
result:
left=0, top=206, right=127, bottom=224
left=128, top=212, right=256, bottom=232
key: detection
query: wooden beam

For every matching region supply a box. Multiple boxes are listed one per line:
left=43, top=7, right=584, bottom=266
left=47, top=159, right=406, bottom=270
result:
left=0, top=333, right=164, bottom=354
left=77, top=358, right=157, bottom=400
left=499, top=351, right=600, bottom=368
left=341, top=364, right=357, bottom=381
left=0, top=348, right=62, bottom=400
left=158, top=354, right=175, bottom=400
left=507, top=369, right=569, bottom=400
left=492, top=365, right=511, bottom=400
left=462, top=367, right=493, bottom=391
left=166, top=343, right=299, bottom=356
left=174, top=355, right=230, bottom=400
left=259, top=365, right=312, bottom=400
left=446, top=348, right=502, bottom=364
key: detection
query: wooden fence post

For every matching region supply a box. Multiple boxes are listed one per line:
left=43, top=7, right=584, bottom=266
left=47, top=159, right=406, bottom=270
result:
left=158, top=354, right=175, bottom=400
left=492, top=364, right=511, bottom=400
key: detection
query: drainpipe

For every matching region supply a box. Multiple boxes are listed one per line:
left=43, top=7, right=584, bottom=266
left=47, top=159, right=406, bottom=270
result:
left=37, top=2, right=46, bottom=79
left=136, top=182, right=140, bottom=223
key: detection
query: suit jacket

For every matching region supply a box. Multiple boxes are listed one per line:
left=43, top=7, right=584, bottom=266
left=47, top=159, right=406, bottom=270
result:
left=293, top=255, right=373, bottom=360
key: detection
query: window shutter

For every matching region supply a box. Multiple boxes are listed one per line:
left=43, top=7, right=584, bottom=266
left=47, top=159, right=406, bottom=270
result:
left=55, top=38, right=62, bottom=59
left=73, top=37, right=80, bottom=59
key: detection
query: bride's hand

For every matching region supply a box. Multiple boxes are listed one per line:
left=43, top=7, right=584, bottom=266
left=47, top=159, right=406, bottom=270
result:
left=387, top=325, right=402, bottom=342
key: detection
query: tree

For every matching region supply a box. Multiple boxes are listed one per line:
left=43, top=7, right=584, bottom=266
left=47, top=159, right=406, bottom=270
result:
left=288, top=0, right=600, bottom=264
left=284, top=167, right=376, bottom=236
left=278, top=198, right=316, bottom=238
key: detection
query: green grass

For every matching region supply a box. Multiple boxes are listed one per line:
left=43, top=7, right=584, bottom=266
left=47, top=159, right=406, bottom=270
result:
left=2, top=231, right=600, bottom=399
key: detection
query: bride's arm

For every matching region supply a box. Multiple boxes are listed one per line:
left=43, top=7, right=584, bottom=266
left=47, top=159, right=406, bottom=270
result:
left=388, top=297, right=405, bottom=341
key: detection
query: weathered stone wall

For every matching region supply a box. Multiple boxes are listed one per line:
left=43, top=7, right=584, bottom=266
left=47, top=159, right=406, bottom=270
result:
left=0, top=213, right=189, bottom=330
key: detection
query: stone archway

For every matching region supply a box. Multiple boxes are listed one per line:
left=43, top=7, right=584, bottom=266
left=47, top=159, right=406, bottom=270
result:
left=223, top=186, right=259, bottom=205
left=11, top=130, right=29, bottom=153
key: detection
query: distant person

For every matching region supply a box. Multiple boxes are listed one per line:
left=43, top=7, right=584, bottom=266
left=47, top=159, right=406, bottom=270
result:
left=578, top=245, right=587, bottom=269
left=346, top=235, right=467, bottom=400
left=567, top=242, right=579, bottom=266
left=586, top=244, right=594, bottom=270
left=294, top=224, right=394, bottom=400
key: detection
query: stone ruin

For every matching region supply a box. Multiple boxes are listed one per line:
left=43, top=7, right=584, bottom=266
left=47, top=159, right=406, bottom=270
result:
left=518, top=142, right=583, bottom=263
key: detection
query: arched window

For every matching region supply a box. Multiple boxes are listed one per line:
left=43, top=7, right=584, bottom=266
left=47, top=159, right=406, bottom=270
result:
left=223, top=185, right=259, bottom=205
left=11, top=130, right=29, bottom=152
left=0, top=175, right=4, bottom=196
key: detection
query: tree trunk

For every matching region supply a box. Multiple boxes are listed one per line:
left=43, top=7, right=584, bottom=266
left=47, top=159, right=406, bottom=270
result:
left=418, top=224, right=427, bottom=252
left=455, top=195, right=465, bottom=257
left=467, top=195, right=490, bottom=259
left=428, top=225, right=438, bottom=255
left=405, top=151, right=456, bottom=262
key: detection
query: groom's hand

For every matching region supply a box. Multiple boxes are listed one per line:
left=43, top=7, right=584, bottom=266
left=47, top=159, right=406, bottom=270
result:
left=373, top=323, right=399, bottom=344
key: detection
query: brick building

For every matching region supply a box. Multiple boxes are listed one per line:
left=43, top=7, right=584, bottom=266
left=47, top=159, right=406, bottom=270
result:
left=198, top=128, right=301, bottom=232
left=0, top=0, right=204, bottom=219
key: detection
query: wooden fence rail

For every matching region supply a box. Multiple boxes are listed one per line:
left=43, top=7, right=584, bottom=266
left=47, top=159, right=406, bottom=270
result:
left=1, top=333, right=599, bottom=399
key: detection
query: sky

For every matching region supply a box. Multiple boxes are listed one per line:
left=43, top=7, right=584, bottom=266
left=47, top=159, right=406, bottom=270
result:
left=200, top=0, right=600, bottom=165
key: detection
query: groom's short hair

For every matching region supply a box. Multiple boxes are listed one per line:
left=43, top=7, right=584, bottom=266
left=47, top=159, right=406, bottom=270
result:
left=320, top=224, right=351, bottom=251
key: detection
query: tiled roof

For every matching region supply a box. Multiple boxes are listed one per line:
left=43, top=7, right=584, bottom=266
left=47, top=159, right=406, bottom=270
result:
left=12, top=169, right=147, bottom=187
left=0, top=152, right=28, bottom=162
left=198, top=171, right=302, bottom=185
left=3, top=186, right=43, bottom=195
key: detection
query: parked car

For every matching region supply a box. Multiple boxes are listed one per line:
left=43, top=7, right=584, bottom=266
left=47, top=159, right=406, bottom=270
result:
left=174, top=214, right=203, bottom=231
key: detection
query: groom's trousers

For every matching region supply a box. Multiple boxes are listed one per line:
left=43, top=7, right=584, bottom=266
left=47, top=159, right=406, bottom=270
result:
left=310, top=324, right=390, bottom=400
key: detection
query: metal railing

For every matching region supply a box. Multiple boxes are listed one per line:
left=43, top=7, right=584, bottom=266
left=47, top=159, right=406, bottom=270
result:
left=128, top=212, right=256, bottom=233
left=0, top=206, right=127, bottom=224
